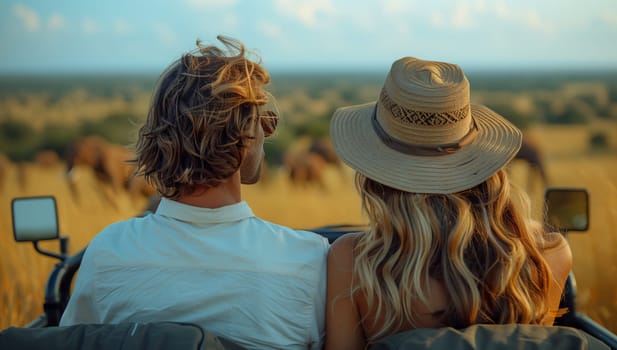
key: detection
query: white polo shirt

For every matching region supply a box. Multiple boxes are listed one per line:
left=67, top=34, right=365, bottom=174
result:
left=60, top=198, right=330, bottom=350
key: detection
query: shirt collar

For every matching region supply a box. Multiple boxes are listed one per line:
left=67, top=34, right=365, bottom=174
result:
left=155, top=198, right=255, bottom=225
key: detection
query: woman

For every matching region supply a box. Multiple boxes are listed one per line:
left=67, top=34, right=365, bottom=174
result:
left=325, top=56, right=572, bottom=349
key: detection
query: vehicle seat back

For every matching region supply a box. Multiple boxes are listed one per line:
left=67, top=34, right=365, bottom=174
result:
left=0, top=321, right=246, bottom=350
left=370, top=324, right=610, bottom=350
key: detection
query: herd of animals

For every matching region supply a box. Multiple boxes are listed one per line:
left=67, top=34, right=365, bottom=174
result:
left=0, top=136, right=155, bottom=207
left=282, top=134, right=548, bottom=192
left=0, top=134, right=548, bottom=207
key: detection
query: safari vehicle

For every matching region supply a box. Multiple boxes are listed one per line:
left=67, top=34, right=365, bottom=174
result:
left=4, top=188, right=617, bottom=349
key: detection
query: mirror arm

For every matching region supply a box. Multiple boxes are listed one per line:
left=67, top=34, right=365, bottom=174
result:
left=59, top=236, right=69, bottom=256
left=33, top=241, right=66, bottom=261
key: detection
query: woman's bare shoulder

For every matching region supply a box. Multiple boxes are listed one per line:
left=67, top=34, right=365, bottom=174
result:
left=328, top=232, right=362, bottom=270
left=542, top=232, right=571, bottom=254
left=542, top=232, right=573, bottom=280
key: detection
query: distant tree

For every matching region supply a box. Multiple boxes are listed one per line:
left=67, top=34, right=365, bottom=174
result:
left=578, top=95, right=597, bottom=107
left=0, top=119, right=32, bottom=141
left=608, top=83, right=617, bottom=103
left=533, top=100, right=552, bottom=123
left=39, top=123, right=78, bottom=157
left=80, top=111, right=141, bottom=145
left=263, top=129, right=296, bottom=166
left=557, top=104, right=589, bottom=124
left=339, top=86, right=360, bottom=105
left=484, top=103, right=534, bottom=130
left=589, top=131, right=609, bottom=151
left=594, top=104, right=616, bottom=120
left=294, top=116, right=329, bottom=138
left=264, top=140, right=288, bottom=167
left=0, top=119, right=37, bottom=160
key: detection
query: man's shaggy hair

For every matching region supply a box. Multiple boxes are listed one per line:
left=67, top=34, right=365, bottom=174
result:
left=134, top=36, right=271, bottom=199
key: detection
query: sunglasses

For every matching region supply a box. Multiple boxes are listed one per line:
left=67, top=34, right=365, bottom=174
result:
left=259, top=110, right=279, bottom=137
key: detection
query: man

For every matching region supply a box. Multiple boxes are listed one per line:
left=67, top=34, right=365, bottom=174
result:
left=60, top=36, right=330, bottom=350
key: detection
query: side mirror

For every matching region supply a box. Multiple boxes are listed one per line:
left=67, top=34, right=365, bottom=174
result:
left=544, top=188, right=589, bottom=232
left=12, top=196, right=59, bottom=242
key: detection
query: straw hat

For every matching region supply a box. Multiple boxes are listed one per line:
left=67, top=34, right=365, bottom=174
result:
left=330, top=56, right=522, bottom=194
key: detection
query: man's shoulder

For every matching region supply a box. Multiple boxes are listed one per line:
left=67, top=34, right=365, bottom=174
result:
left=256, top=219, right=329, bottom=247
left=86, top=216, right=144, bottom=249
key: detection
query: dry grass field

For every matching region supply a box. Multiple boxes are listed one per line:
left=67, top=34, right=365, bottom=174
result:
left=1, top=123, right=616, bottom=333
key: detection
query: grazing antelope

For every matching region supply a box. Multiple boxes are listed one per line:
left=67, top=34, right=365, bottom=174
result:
left=64, top=136, right=153, bottom=207
left=284, top=137, right=343, bottom=189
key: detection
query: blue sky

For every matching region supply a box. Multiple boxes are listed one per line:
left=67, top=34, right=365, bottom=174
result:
left=1, top=0, right=616, bottom=74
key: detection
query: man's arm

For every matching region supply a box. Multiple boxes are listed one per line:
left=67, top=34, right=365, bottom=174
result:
left=59, top=248, right=100, bottom=325
left=310, top=237, right=329, bottom=350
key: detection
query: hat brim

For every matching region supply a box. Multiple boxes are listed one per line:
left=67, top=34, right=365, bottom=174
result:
left=330, top=102, right=523, bottom=194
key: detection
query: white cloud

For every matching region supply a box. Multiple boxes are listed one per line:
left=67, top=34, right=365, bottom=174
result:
left=113, top=19, right=132, bottom=34
left=155, top=23, right=176, bottom=45
left=430, top=12, right=446, bottom=29
left=13, top=4, right=40, bottom=32
left=424, top=0, right=554, bottom=33
left=187, top=0, right=237, bottom=7
left=451, top=3, right=473, bottom=29
left=601, top=12, right=617, bottom=29
left=258, top=21, right=283, bottom=39
left=48, top=13, right=66, bottom=31
left=273, top=0, right=335, bottom=28
left=493, top=0, right=511, bottom=19
left=522, top=9, right=552, bottom=33
left=347, top=8, right=378, bottom=33
left=491, top=5, right=553, bottom=34
left=470, top=0, right=488, bottom=14
left=81, top=18, right=99, bottom=34
left=383, top=0, right=413, bottom=17
left=221, top=13, right=238, bottom=30
left=488, top=1, right=554, bottom=33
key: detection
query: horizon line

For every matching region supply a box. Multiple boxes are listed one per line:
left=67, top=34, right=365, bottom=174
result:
left=2, top=65, right=617, bottom=77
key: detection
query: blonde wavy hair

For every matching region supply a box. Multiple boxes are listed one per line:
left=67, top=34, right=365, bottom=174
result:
left=134, top=35, right=275, bottom=199
left=353, top=168, right=562, bottom=342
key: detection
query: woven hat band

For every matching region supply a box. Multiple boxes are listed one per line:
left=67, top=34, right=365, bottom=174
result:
left=377, top=57, right=474, bottom=146
left=376, top=91, right=473, bottom=145
left=372, top=105, right=478, bottom=156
